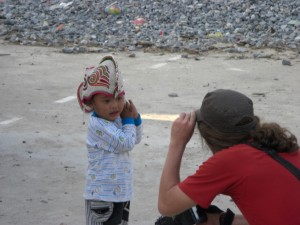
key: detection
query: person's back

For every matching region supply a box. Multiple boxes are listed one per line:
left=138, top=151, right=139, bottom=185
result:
left=188, top=143, right=300, bottom=225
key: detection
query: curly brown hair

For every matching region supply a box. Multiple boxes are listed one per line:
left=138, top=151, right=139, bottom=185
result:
left=198, top=116, right=299, bottom=153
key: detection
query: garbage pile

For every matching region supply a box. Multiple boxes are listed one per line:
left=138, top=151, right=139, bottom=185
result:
left=0, top=0, right=299, bottom=53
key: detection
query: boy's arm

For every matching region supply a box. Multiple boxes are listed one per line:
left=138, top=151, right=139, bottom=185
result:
left=134, top=114, right=143, bottom=144
left=122, top=99, right=143, bottom=144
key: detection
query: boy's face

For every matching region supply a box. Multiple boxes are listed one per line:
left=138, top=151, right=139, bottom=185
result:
left=91, top=94, right=125, bottom=121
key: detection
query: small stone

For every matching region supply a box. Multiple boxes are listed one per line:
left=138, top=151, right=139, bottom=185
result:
left=181, top=54, right=189, bottom=58
left=128, top=46, right=136, bottom=51
left=168, top=93, right=178, bottom=97
left=128, top=53, right=136, bottom=58
left=62, top=48, right=74, bottom=54
left=282, top=59, right=292, bottom=66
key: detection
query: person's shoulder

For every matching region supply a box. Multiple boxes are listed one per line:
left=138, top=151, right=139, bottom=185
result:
left=207, top=144, right=259, bottom=170
left=217, top=143, right=250, bottom=153
left=214, top=144, right=258, bottom=160
left=230, top=143, right=254, bottom=152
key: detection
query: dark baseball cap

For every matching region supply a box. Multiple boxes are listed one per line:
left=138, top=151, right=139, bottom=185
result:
left=195, top=89, right=257, bottom=133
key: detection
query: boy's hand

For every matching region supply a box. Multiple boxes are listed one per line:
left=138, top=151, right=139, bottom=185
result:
left=128, top=100, right=139, bottom=119
left=121, top=100, right=139, bottom=119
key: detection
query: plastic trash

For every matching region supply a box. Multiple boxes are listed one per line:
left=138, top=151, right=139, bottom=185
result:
left=60, top=1, right=73, bottom=8
left=55, top=24, right=64, bottom=31
left=132, top=18, right=146, bottom=26
left=207, top=31, right=223, bottom=39
left=104, top=5, right=126, bottom=15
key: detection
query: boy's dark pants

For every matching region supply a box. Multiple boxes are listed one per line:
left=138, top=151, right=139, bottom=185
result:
left=85, top=200, right=130, bottom=225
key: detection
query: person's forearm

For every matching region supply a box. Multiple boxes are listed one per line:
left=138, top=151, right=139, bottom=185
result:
left=158, top=112, right=196, bottom=215
left=158, top=142, right=185, bottom=213
left=160, top=142, right=184, bottom=189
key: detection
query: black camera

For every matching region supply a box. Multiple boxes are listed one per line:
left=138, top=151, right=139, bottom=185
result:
left=155, top=205, right=234, bottom=225
left=155, top=205, right=207, bottom=225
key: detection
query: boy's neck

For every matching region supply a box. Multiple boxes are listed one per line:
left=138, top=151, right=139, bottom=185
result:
left=92, top=111, right=101, bottom=118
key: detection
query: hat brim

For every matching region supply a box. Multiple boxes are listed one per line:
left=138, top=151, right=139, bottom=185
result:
left=195, top=109, right=201, bottom=122
left=77, top=82, right=93, bottom=113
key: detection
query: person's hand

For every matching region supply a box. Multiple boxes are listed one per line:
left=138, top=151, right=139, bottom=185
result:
left=121, top=100, right=131, bottom=119
left=127, top=100, right=139, bottom=119
left=121, top=99, right=139, bottom=119
left=170, top=112, right=196, bottom=148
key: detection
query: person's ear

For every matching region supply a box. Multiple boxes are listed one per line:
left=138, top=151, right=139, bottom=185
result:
left=84, top=99, right=94, bottom=108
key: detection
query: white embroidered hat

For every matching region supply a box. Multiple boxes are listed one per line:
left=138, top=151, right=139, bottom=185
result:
left=77, top=55, right=125, bottom=113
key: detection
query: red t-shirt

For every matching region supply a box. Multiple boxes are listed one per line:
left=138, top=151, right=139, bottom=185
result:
left=179, top=144, right=300, bottom=225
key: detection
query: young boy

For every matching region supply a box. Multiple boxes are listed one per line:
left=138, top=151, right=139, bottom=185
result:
left=77, top=55, right=143, bottom=225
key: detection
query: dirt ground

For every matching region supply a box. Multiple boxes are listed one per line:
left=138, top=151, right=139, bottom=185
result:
left=0, top=40, right=299, bottom=225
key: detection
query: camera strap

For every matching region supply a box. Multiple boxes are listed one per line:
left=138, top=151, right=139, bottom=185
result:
left=246, top=142, right=300, bottom=181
